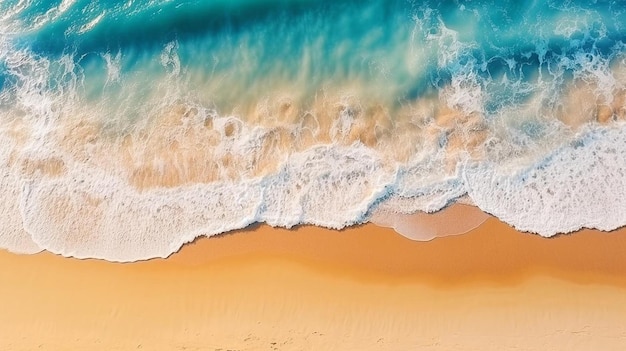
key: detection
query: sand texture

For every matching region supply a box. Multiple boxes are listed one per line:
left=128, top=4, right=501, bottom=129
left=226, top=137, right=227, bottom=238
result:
left=2, top=216, right=626, bottom=350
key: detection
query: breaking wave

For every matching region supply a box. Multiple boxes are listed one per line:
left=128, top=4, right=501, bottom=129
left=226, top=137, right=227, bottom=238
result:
left=1, top=0, right=625, bottom=261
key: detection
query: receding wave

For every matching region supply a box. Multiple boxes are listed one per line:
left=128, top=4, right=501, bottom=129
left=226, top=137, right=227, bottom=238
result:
left=0, top=0, right=625, bottom=261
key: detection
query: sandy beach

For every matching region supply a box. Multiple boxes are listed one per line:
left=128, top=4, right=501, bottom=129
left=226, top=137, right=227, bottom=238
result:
left=2, top=210, right=626, bottom=350
left=4, top=1, right=626, bottom=350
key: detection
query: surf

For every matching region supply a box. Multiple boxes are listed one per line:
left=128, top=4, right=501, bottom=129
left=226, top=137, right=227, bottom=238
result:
left=0, top=0, right=625, bottom=261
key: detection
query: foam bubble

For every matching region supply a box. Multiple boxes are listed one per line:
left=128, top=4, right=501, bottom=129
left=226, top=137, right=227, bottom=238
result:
left=465, top=124, right=626, bottom=235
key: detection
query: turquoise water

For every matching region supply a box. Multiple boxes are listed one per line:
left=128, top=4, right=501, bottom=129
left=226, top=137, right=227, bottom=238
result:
left=1, top=0, right=626, bottom=261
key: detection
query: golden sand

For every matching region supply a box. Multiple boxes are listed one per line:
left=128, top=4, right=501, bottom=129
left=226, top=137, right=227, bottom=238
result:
left=2, top=212, right=626, bottom=350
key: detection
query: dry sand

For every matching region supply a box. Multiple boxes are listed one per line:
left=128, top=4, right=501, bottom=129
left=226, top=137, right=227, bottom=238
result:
left=2, top=208, right=626, bottom=350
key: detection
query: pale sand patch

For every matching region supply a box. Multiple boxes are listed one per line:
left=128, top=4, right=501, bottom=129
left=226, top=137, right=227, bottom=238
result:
left=1, top=218, right=626, bottom=350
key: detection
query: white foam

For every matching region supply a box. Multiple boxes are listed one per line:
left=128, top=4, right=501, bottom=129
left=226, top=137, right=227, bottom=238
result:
left=7, top=120, right=626, bottom=261
left=160, top=41, right=181, bottom=77
left=465, top=123, right=626, bottom=235
left=261, top=144, right=395, bottom=229
left=0, top=132, right=41, bottom=255
left=101, top=51, right=122, bottom=86
left=77, top=11, right=104, bottom=34
left=20, top=161, right=264, bottom=261
left=14, top=140, right=398, bottom=260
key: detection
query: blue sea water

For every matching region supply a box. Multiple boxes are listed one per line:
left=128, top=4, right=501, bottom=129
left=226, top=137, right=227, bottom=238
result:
left=1, top=0, right=625, bottom=261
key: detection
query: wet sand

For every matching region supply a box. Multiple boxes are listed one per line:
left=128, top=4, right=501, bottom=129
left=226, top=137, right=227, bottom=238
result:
left=2, top=212, right=626, bottom=350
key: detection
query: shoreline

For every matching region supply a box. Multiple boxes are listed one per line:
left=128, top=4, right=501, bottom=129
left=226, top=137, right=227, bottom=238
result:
left=164, top=216, right=626, bottom=288
left=2, top=213, right=626, bottom=350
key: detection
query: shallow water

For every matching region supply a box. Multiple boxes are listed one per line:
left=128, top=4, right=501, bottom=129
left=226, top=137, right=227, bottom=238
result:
left=1, top=0, right=625, bottom=260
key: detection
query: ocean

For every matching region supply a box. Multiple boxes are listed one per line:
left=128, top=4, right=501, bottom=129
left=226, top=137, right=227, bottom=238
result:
left=1, top=0, right=625, bottom=261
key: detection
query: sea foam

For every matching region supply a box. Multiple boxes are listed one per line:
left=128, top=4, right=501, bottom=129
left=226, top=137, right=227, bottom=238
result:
left=465, top=125, right=626, bottom=235
left=1, top=0, right=626, bottom=261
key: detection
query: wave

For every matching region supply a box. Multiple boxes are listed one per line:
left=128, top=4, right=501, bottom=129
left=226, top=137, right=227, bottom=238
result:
left=0, top=0, right=625, bottom=261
